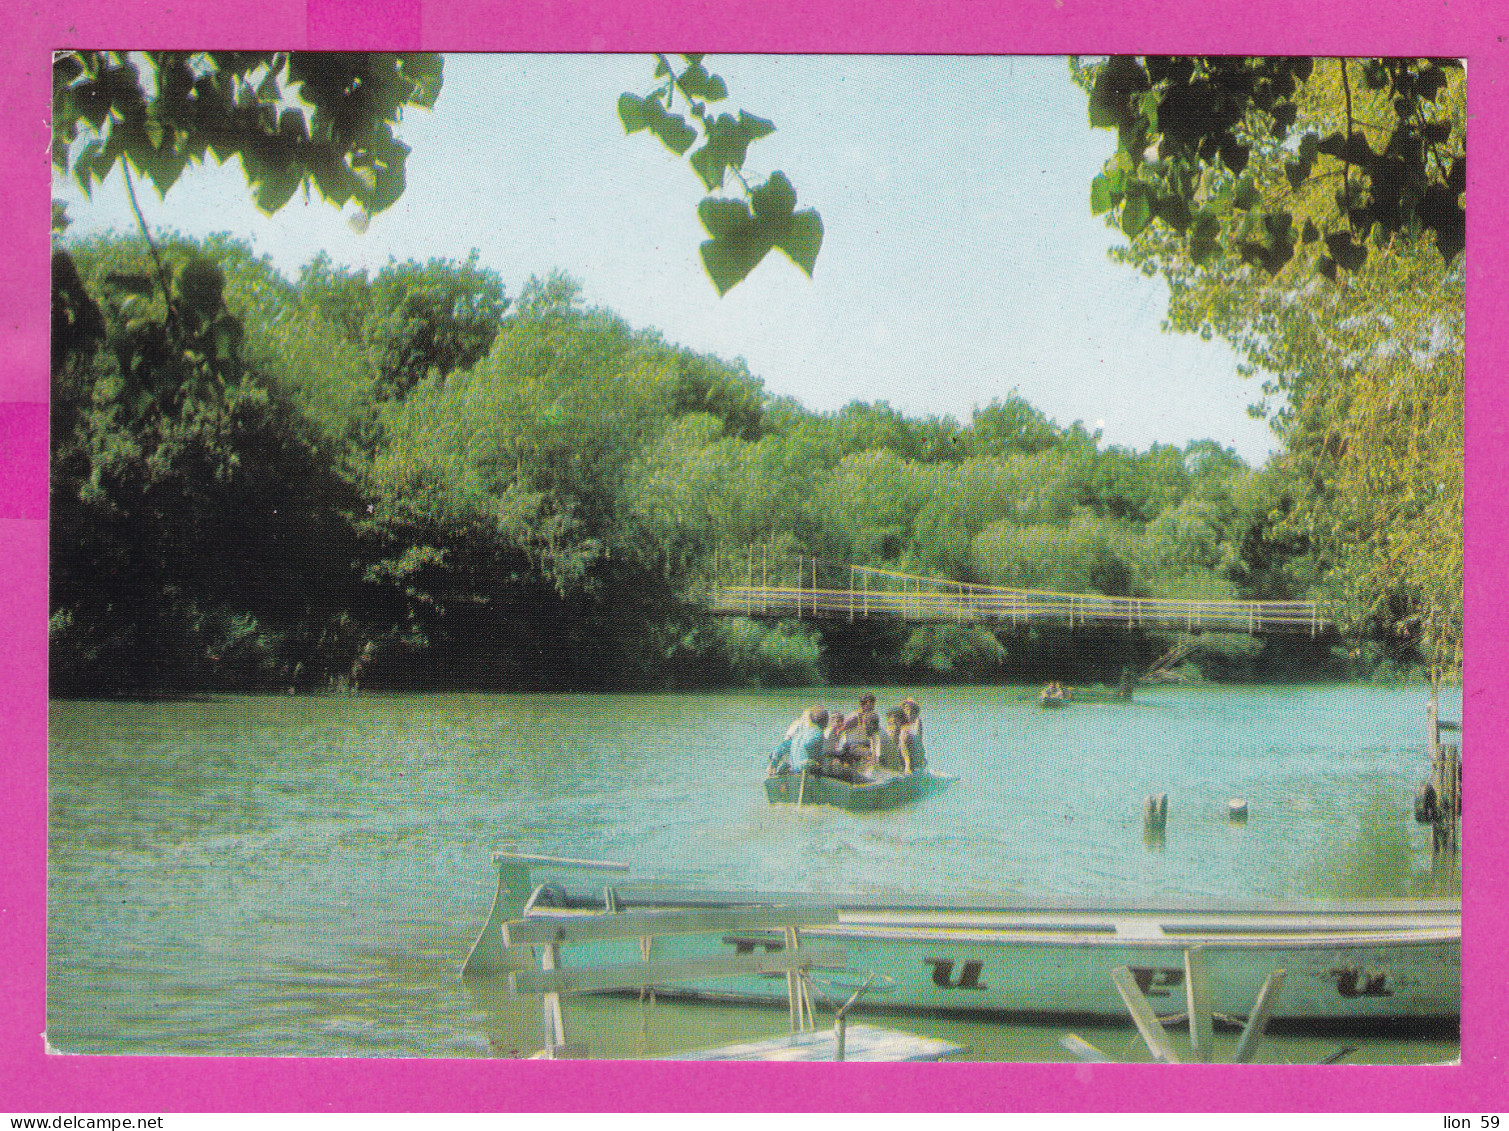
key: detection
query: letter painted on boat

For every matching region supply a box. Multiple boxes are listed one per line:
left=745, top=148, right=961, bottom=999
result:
left=924, top=958, right=989, bottom=991
left=1329, top=967, right=1394, bottom=998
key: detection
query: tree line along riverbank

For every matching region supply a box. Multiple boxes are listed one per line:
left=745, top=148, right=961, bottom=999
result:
left=50, top=233, right=1441, bottom=697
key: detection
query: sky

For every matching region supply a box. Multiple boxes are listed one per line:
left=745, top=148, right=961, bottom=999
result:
left=54, top=53, right=1282, bottom=464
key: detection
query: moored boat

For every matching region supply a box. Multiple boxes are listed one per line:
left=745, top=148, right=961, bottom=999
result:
left=764, top=767, right=957, bottom=810
left=463, top=853, right=1460, bottom=1033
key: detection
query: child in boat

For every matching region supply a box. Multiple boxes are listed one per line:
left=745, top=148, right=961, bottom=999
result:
left=854, top=710, right=882, bottom=772
left=824, top=711, right=849, bottom=754
left=768, top=706, right=829, bottom=775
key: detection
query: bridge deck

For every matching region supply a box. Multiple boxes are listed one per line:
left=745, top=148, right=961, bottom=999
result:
left=707, top=584, right=1326, bottom=635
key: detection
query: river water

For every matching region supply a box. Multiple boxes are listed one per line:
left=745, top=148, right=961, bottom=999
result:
left=46, top=683, right=1461, bottom=1062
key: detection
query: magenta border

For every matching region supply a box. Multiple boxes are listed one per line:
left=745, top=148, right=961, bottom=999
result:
left=4, top=0, right=1504, bottom=1111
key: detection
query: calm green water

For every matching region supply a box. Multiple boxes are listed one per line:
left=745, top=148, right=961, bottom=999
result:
left=47, top=684, right=1461, bottom=1062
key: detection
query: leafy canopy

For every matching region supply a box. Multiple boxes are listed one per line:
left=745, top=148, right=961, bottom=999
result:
left=298, top=251, right=511, bottom=402
left=54, top=51, right=444, bottom=217
left=1077, top=56, right=1463, bottom=280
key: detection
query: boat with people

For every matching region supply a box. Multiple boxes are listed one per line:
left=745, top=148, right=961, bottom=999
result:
left=763, top=694, right=950, bottom=811
left=1038, top=682, right=1073, bottom=708
left=462, top=852, right=1460, bottom=1033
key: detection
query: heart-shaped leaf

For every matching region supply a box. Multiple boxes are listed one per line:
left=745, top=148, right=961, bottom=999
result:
left=697, top=196, right=754, bottom=238
left=773, top=209, right=823, bottom=276
left=751, top=171, right=797, bottom=222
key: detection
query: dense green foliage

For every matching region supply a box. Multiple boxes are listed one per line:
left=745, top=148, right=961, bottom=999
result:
left=1077, top=56, right=1464, bottom=278
left=51, top=233, right=1377, bottom=696
left=1075, top=57, right=1464, bottom=675
left=54, top=52, right=443, bottom=218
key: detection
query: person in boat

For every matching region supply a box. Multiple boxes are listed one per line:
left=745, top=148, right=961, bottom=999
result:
left=874, top=708, right=908, bottom=772
left=832, top=693, right=879, bottom=765
left=855, top=710, right=882, bottom=771
left=899, top=697, right=926, bottom=773
left=848, top=693, right=879, bottom=736
left=768, top=706, right=829, bottom=776
left=825, top=710, right=848, bottom=750
left=821, top=711, right=848, bottom=767
left=827, top=702, right=881, bottom=780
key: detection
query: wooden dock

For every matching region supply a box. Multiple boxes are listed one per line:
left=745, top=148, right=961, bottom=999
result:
left=706, top=554, right=1328, bottom=636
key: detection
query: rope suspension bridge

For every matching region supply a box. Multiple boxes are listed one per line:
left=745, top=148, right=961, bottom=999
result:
left=705, top=548, right=1330, bottom=637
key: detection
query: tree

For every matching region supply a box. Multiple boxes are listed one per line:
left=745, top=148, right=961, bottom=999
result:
left=964, top=396, right=1064, bottom=458
left=53, top=52, right=815, bottom=302
left=50, top=235, right=366, bottom=694
left=54, top=51, right=443, bottom=218
left=1077, top=57, right=1463, bottom=279
left=298, top=252, right=511, bottom=402
left=51, top=52, right=449, bottom=397
left=1076, top=56, right=1464, bottom=671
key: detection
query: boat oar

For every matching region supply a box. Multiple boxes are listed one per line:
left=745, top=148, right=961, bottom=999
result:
left=1231, top=968, right=1286, bottom=1064
left=1110, top=965, right=1182, bottom=1063
left=1078, top=954, right=1287, bottom=1065
left=1184, top=947, right=1214, bottom=1063
left=831, top=972, right=879, bottom=1062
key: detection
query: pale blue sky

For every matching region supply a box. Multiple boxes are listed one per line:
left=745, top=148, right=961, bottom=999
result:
left=55, top=54, right=1281, bottom=463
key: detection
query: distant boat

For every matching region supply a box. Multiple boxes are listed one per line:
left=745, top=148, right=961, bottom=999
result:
left=764, top=767, right=957, bottom=811
left=1038, top=685, right=1073, bottom=708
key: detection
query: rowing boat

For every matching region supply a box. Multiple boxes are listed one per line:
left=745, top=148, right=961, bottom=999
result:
left=764, top=767, right=957, bottom=810
left=462, top=853, right=1460, bottom=1032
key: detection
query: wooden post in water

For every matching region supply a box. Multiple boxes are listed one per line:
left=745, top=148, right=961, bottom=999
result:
left=1143, top=793, right=1168, bottom=847
left=1432, top=743, right=1461, bottom=856
left=1427, top=672, right=1461, bottom=857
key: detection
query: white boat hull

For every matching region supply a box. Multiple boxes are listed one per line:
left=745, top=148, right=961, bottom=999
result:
left=462, top=857, right=1459, bottom=1030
